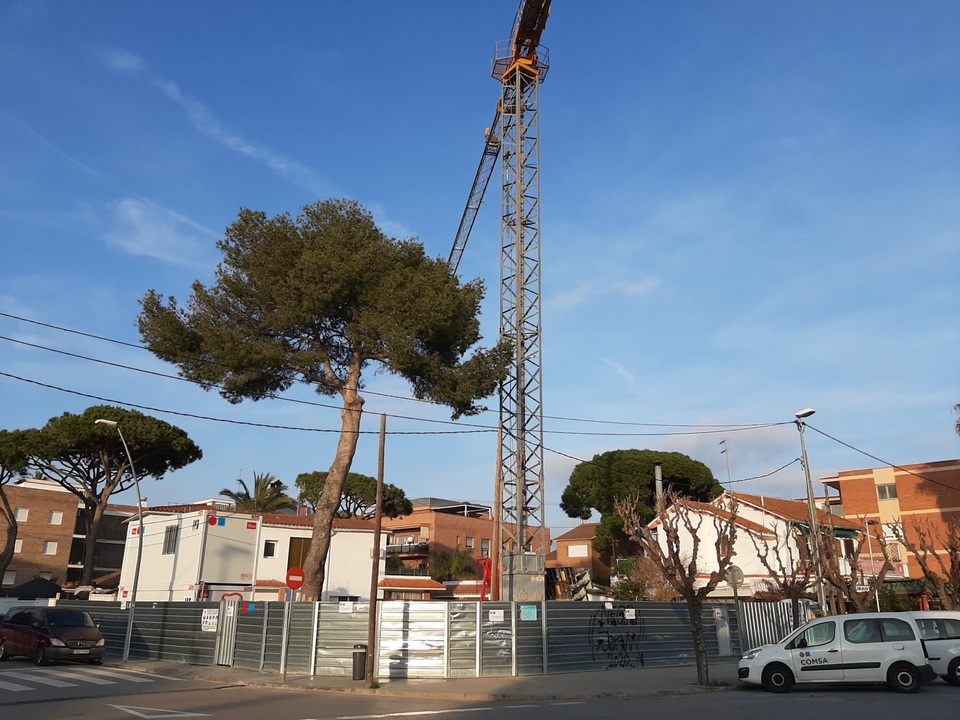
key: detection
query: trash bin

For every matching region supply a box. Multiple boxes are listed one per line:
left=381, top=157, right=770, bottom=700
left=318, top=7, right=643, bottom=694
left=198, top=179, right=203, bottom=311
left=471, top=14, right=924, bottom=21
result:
left=352, top=644, right=367, bottom=681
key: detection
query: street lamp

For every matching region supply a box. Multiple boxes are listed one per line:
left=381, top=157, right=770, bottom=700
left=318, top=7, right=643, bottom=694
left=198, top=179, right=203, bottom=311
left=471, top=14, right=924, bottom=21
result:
left=795, top=408, right=827, bottom=612
left=95, top=418, right=144, bottom=663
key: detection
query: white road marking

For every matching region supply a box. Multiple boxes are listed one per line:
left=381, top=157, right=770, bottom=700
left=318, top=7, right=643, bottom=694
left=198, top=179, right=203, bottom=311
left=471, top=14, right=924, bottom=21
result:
left=34, top=667, right=117, bottom=685
left=0, top=670, right=77, bottom=687
left=74, top=667, right=157, bottom=682
left=0, top=679, right=32, bottom=691
left=330, top=707, right=536, bottom=720
left=108, top=705, right=211, bottom=719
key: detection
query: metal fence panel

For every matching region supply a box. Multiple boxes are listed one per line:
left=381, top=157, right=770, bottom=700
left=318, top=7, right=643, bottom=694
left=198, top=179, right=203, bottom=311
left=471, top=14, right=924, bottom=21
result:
left=515, top=602, right=544, bottom=676
left=60, top=600, right=219, bottom=665
left=738, top=600, right=812, bottom=650
left=479, top=601, right=513, bottom=677
left=313, top=602, right=370, bottom=676
left=377, top=601, right=447, bottom=678
left=448, top=602, right=479, bottom=678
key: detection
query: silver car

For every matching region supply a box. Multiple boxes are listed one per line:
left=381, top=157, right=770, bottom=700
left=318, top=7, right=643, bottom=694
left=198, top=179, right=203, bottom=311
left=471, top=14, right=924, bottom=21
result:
left=908, top=611, right=960, bottom=685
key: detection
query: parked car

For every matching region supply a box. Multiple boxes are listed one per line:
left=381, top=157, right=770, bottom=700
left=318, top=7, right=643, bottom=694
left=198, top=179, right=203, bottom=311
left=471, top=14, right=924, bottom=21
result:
left=0, top=606, right=105, bottom=666
left=738, top=612, right=935, bottom=693
left=908, top=611, right=960, bottom=685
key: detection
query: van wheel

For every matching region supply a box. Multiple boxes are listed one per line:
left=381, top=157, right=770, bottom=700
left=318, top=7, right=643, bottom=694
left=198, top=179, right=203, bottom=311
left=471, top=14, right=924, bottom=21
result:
left=35, top=645, right=50, bottom=667
left=0, top=640, right=9, bottom=661
left=887, top=662, right=921, bottom=693
left=946, top=657, right=960, bottom=686
left=761, top=663, right=795, bottom=693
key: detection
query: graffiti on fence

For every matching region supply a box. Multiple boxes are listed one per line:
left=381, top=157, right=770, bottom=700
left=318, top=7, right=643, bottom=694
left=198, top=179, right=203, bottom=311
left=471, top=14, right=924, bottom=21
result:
left=588, top=603, right=646, bottom=668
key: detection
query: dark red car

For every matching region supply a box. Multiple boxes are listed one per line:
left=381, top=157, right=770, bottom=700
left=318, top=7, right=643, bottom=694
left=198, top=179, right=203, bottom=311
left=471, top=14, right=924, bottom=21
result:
left=0, top=606, right=104, bottom=665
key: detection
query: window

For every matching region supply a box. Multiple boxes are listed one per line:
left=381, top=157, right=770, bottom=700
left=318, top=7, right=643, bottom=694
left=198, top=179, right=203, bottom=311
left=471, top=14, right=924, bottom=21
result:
left=465, top=536, right=474, bottom=550
left=876, top=483, right=898, bottom=501
left=14, top=507, right=28, bottom=522
left=43, top=541, right=58, bottom=555
left=14, top=539, right=22, bottom=554
left=789, top=621, right=835, bottom=649
left=263, top=540, right=278, bottom=558
left=880, top=618, right=915, bottom=642
left=48, top=510, right=63, bottom=525
left=942, top=619, right=960, bottom=639
left=481, top=539, right=491, bottom=558
left=2, top=570, right=15, bottom=586
left=162, top=525, right=178, bottom=555
left=844, top=619, right=883, bottom=644
left=567, top=543, right=589, bottom=558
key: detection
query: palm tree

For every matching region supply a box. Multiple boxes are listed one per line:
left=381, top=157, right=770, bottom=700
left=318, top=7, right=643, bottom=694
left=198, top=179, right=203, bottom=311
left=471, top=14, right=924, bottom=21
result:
left=219, top=472, right=298, bottom=513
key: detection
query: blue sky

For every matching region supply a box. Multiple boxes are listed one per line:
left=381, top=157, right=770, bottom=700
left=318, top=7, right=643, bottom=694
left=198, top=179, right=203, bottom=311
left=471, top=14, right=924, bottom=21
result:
left=1, top=1, right=958, bottom=538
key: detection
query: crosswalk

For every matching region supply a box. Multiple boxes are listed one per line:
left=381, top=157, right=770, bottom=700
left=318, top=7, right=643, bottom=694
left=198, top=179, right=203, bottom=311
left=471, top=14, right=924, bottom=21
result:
left=0, top=665, right=183, bottom=693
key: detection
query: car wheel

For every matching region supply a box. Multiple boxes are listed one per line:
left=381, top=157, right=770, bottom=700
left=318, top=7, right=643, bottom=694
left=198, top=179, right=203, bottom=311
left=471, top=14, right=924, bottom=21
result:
left=946, top=657, right=960, bottom=687
left=761, top=662, right=795, bottom=693
left=887, top=662, right=921, bottom=693
left=0, top=639, right=9, bottom=661
left=35, top=644, right=50, bottom=667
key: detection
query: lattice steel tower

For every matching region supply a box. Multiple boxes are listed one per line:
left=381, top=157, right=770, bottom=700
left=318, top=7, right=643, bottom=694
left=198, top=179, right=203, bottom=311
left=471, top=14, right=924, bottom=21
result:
left=449, top=0, right=551, bottom=601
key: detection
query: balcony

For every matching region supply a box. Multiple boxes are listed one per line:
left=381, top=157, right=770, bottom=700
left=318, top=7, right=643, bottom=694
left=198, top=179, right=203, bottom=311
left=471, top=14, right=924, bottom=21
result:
left=385, top=542, right=429, bottom=556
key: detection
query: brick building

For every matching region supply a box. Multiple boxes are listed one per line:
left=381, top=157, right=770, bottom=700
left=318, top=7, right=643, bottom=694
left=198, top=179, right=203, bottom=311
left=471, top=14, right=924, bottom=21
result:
left=823, top=458, right=960, bottom=581
left=546, top=523, right=612, bottom=585
left=1, top=478, right=135, bottom=590
left=380, top=497, right=550, bottom=582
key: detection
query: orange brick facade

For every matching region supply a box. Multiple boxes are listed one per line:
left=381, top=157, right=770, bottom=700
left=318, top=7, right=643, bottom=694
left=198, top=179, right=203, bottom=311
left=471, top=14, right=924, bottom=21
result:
left=823, top=459, right=960, bottom=580
left=2, top=479, right=135, bottom=589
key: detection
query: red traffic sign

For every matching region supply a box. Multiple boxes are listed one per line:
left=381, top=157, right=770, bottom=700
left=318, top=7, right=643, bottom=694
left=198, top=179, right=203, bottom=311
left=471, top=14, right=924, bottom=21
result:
left=286, top=567, right=305, bottom=590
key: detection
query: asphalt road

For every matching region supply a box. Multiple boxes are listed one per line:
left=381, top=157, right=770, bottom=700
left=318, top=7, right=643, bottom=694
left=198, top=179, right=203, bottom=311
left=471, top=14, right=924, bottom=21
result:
left=2, top=666, right=958, bottom=720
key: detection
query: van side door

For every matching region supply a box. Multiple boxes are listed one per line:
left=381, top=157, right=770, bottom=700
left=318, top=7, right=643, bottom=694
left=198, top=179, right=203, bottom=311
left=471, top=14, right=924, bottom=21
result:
left=787, top=619, right=846, bottom=683
left=841, top=617, right=918, bottom=683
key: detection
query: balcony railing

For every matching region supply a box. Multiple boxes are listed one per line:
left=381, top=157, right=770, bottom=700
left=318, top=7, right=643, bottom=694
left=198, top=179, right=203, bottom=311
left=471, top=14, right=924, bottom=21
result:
left=385, top=542, right=429, bottom=555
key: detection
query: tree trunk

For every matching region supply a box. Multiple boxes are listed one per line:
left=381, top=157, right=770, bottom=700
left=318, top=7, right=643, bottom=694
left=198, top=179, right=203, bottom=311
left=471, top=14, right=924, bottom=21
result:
left=685, top=595, right=710, bottom=685
left=81, top=500, right=107, bottom=586
left=300, top=369, right=364, bottom=601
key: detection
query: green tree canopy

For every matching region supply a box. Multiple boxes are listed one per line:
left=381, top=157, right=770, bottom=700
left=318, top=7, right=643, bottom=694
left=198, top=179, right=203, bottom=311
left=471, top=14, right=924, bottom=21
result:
left=28, top=405, right=202, bottom=584
left=560, top=448, right=723, bottom=552
left=138, top=198, right=508, bottom=599
left=220, top=472, right=298, bottom=513
left=295, top=471, right=413, bottom=519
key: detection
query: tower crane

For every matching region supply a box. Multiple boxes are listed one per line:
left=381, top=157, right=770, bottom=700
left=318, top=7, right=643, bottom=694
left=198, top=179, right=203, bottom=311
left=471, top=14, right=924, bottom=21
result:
left=449, top=0, right=551, bottom=601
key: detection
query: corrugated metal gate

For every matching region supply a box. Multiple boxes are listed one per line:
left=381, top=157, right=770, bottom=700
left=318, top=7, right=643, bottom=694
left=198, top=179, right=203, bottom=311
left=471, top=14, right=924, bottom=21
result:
left=738, top=599, right=813, bottom=650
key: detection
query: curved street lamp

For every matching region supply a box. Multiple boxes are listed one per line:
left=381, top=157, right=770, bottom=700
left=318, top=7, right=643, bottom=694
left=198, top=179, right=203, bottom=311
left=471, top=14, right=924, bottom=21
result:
left=795, top=408, right=827, bottom=612
left=95, top=418, right=144, bottom=663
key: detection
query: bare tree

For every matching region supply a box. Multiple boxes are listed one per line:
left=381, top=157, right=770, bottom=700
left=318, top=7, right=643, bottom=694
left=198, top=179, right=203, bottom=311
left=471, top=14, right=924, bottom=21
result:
left=745, top=519, right=813, bottom=629
left=616, top=491, right=738, bottom=685
left=889, top=517, right=960, bottom=610
left=820, top=518, right=893, bottom=613
left=612, top=554, right=682, bottom=602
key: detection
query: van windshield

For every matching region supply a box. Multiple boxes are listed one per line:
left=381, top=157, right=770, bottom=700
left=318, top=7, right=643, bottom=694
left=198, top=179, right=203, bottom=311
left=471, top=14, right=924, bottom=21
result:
left=47, top=611, right=95, bottom=628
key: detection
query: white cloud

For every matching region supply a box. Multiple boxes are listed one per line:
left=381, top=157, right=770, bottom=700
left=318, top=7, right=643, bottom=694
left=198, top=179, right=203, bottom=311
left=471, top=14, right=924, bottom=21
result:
left=154, top=79, right=335, bottom=197
left=104, top=198, right=211, bottom=266
left=552, top=277, right=661, bottom=309
left=601, top=357, right=636, bottom=388
left=101, top=49, right=145, bottom=77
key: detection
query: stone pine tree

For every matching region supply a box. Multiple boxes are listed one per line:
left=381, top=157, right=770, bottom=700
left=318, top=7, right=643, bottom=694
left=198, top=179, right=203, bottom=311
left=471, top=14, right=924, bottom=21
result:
left=616, top=490, right=738, bottom=686
left=0, top=429, right=31, bottom=580
left=138, top=198, right=508, bottom=601
left=28, top=405, right=202, bottom=585
left=295, top=471, right=413, bottom=519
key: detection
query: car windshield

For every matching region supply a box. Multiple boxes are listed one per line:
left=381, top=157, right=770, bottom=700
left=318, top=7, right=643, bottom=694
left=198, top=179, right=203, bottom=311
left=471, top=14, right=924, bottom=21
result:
left=47, top=611, right=95, bottom=628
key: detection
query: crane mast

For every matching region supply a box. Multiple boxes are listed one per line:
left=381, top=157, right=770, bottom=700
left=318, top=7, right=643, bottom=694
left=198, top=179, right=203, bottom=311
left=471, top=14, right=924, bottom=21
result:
left=450, top=0, right=551, bottom=601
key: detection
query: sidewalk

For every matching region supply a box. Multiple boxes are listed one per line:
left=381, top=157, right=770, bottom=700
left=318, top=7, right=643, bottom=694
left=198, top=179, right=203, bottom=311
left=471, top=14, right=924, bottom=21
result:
left=126, top=658, right=742, bottom=701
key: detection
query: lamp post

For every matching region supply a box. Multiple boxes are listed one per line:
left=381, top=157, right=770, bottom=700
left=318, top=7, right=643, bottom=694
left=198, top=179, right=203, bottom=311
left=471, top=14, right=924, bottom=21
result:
left=795, top=408, right=827, bottom=612
left=95, top=418, right=143, bottom=663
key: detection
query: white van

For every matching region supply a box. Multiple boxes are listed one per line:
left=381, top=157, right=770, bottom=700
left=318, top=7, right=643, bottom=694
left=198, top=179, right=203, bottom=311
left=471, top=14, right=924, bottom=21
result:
left=738, top=612, right=935, bottom=693
left=907, top=611, right=960, bottom=685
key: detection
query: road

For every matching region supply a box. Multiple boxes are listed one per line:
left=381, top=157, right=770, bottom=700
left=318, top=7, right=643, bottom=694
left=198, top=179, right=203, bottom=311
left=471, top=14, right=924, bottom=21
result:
left=1, top=663, right=957, bottom=720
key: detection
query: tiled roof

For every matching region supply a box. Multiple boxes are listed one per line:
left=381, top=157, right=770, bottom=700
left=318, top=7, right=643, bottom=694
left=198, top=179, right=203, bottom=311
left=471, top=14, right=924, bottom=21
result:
left=554, top=523, right=599, bottom=542
left=255, top=579, right=286, bottom=588
left=378, top=577, right=446, bottom=590
left=730, top=492, right=861, bottom=529
left=652, top=500, right=775, bottom=537
left=140, top=505, right=374, bottom=531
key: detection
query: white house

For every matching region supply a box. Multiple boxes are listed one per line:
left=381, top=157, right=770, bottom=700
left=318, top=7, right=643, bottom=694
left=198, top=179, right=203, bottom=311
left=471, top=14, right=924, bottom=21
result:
left=116, top=502, right=383, bottom=603
left=647, top=491, right=864, bottom=599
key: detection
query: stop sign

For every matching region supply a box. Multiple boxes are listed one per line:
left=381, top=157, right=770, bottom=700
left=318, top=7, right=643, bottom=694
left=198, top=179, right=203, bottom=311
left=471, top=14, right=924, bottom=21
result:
left=286, top=566, right=305, bottom=590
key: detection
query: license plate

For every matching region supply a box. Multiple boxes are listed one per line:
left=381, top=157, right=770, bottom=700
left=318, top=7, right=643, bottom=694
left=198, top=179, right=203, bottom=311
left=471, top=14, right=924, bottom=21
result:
left=73, top=649, right=90, bottom=655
